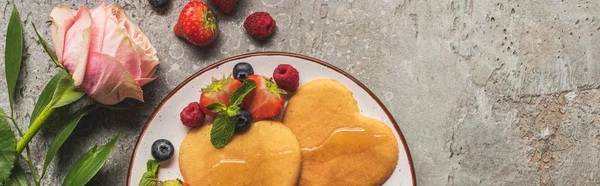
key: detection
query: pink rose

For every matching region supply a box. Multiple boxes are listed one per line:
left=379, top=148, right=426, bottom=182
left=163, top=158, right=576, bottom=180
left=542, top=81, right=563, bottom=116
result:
left=50, top=2, right=159, bottom=105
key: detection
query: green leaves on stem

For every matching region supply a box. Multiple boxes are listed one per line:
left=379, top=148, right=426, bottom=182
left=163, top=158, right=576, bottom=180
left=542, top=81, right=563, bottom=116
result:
left=4, top=4, right=23, bottom=117
left=0, top=112, right=17, bottom=183
left=17, top=71, right=84, bottom=154
left=42, top=105, right=98, bottom=179
left=62, top=135, right=119, bottom=186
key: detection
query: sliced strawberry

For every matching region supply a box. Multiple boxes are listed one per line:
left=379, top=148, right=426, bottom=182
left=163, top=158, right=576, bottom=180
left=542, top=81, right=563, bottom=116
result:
left=200, top=75, right=242, bottom=117
left=242, top=75, right=286, bottom=120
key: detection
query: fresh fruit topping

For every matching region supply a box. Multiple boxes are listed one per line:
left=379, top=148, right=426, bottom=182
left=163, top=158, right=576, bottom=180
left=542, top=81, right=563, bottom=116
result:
left=180, top=102, right=205, bottom=128
left=233, top=62, right=254, bottom=81
left=148, top=0, right=171, bottom=8
left=273, top=64, right=300, bottom=92
left=162, top=179, right=187, bottom=186
left=200, top=75, right=242, bottom=117
left=242, top=75, right=287, bottom=120
left=139, top=159, right=160, bottom=186
left=207, top=79, right=256, bottom=148
left=174, top=0, right=219, bottom=46
left=151, top=139, right=174, bottom=161
left=209, top=0, right=237, bottom=14
left=235, top=108, right=253, bottom=132
left=243, top=12, right=276, bottom=39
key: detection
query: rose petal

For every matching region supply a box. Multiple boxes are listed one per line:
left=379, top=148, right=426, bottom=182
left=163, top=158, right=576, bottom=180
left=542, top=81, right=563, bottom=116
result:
left=97, top=4, right=142, bottom=79
left=89, top=2, right=107, bottom=55
left=61, top=7, right=92, bottom=86
left=105, top=3, right=159, bottom=80
left=50, top=5, right=77, bottom=62
left=81, top=52, right=143, bottom=105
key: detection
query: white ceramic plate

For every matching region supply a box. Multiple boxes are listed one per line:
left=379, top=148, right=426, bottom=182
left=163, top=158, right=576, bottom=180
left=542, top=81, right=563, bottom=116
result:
left=127, top=52, right=416, bottom=186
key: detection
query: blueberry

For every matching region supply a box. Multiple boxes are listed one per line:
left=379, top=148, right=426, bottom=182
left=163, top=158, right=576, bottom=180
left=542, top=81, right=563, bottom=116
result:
left=151, top=139, right=174, bottom=161
left=233, top=62, right=254, bottom=81
left=235, top=109, right=253, bottom=132
left=148, top=0, right=170, bottom=9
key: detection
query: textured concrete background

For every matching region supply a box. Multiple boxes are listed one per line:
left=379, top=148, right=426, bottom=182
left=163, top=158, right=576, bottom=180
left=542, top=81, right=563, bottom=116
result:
left=1, top=0, right=600, bottom=185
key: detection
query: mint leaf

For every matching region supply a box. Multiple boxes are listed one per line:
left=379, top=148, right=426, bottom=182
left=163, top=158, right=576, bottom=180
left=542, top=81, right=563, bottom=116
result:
left=162, top=179, right=184, bottom=186
left=139, top=159, right=160, bottom=186
left=229, top=79, right=256, bottom=107
left=210, top=114, right=236, bottom=148
left=205, top=102, right=227, bottom=113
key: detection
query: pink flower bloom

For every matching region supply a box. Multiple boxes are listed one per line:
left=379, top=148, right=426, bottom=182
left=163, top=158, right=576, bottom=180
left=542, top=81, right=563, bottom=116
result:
left=50, top=2, right=159, bottom=105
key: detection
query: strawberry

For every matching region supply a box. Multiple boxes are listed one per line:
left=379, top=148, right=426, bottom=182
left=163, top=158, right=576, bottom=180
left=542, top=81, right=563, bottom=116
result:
left=242, top=75, right=287, bottom=120
left=200, top=75, right=242, bottom=117
left=174, top=0, right=219, bottom=46
left=209, top=0, right=237, bottom=14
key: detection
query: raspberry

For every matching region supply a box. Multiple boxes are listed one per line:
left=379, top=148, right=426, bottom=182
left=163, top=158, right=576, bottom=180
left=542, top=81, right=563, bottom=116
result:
left=180, top=102, right=205, bottom=128
left=273, top=64, right=299, bottom=92
left=243, top=12, right=276, bottom=39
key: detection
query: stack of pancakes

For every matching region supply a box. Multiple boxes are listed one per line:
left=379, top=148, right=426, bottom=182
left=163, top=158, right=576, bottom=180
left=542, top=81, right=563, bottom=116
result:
left=179, top=79, right=399, bottom=186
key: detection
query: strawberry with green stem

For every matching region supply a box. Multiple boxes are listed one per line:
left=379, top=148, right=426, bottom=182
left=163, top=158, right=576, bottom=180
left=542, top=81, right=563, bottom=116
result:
left=200, top=75, right=242, bottom=118
left=174, top=0, right=218, bottom=46
left=206, top=79, right=257, bottom=148
left=242, top=75, right=287, bottom=120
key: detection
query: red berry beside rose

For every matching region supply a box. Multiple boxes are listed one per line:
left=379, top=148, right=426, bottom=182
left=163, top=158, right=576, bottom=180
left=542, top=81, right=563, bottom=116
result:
left=180, top=102, right=205, bottom=128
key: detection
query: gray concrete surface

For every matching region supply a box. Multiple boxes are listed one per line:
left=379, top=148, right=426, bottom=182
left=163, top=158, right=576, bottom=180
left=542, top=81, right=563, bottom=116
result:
left=1, top=0, right=600, bottom=185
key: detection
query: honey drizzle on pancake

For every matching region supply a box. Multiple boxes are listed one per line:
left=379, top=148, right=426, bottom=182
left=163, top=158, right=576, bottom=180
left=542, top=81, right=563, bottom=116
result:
left=301, top=127, right=390, bottom=162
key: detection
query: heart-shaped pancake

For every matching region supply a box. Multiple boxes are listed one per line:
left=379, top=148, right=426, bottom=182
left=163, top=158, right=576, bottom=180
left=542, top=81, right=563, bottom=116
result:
left=283, top=79, right=399, bottom=186
left=179, top=120, right=302, bottom=186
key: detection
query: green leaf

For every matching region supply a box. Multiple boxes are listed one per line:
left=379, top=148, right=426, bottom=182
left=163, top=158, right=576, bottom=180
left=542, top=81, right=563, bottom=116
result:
left=0, top=113, right=17, bottom=182
left=4, top=164, right=27, bottom=186
left=210, top=114, right=236, bottom=148
left=161, top=179, right=184, bottom=186
left=138, top=159, right=160, bottom=186
left=42, top=106, right=95, bottom=179
left=4, top=4, right=23, bottom=115
left=32, top=23, right=62, bottom=68
left=49, top=74, right=84, bottom=108
left=31, top=71, right=68, bottom=125
left=205, top=102, right=227, bottom=113
left=62, top=135, right=119, bottom=186
left=0, top=109, right=7, bottom=118
left=229, top=79, right=256, bottom=107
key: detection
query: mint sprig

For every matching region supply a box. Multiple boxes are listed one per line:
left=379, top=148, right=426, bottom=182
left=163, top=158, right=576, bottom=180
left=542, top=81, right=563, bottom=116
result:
left=139, top=159, right=160, bottom=186
left=209, top=79, right=257, bottom=148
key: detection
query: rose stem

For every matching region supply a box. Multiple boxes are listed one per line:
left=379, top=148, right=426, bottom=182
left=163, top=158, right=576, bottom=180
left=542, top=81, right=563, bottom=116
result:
left=16, top=105, right=55, bottom=154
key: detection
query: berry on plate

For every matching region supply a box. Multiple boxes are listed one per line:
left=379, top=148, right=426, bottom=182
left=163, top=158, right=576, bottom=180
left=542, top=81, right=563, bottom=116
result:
left=273, top=64, right=300, bottom=92
left=242, top=75, right=286, bottom=120
left=200, top=75, right=242, bottom=117
left=235, top=108, right=253, bottom=132
left=209, top=0, right=237, bottom=14
left=180, top=102, right=205, bottom=128
left=233, top=62, right=254, bottom=81
left=243, top=12, right=276, bottom=39
left=174, top=0, right=218, bottom=46
left=148, top=0, right=171, bottom=8
left=151, top=139, right=174, bottom=161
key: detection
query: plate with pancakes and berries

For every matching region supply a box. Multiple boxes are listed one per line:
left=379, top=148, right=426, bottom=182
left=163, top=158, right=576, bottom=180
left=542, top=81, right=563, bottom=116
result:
left=127, top=52, right=416, bottom=186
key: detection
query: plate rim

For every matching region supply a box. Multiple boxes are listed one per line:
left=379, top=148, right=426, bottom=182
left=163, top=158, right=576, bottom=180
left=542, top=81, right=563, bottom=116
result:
left=126, top=52, right=417, bottom=185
